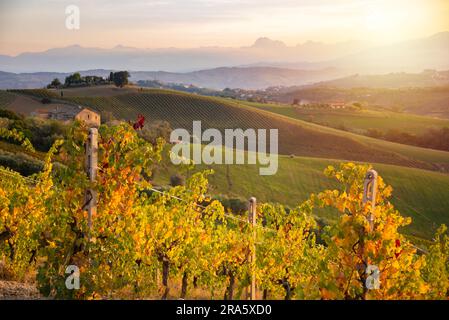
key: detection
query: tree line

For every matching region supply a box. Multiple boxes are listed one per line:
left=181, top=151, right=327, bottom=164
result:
left=47, top=71, right=130, bottom=89
left=366, top=127, right=449, bottom=152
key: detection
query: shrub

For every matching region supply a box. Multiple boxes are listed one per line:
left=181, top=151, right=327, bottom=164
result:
left=170, top=173, right=185, bottom=186
left=0, top=150, right=43, bottom=176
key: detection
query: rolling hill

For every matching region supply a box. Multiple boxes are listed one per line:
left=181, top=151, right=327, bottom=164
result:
left=272, top=86, right=449, bottom=119
left=248, top=102, right=449, bottom=135
left=307, top=70, right=449, bottom=89
left=2, top=85, right=449, bottom=240
left=4, top=86, right=449, bottom=173
left=0, top=67, right=343, bottom=90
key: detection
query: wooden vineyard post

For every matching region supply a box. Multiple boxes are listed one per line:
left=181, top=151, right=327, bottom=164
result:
left=248, top=197, right=257, bottom=300
left=85, top=128, right=98, bottom=243
left=363, top=169, right=378, bottom=232
left=362, top=169, right=379, bottom=295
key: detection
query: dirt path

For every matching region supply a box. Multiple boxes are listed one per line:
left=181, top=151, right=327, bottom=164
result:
left=0, top=280, right=41, bottom=300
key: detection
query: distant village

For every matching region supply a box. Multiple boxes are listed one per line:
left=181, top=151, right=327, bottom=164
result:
left=136, top=80, right=359, bottom=109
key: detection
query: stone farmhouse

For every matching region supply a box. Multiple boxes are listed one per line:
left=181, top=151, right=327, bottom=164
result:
left=32, top=105, right=100, bottom=127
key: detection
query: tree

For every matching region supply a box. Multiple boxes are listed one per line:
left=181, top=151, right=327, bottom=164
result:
left=111, top=71, right=130, bottom=88
left=64, top=72, right=82, bottom=86
left=48, top=78, right=62, bottom=88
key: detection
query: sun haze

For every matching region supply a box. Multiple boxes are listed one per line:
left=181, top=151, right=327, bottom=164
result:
left=0, top=0, right=448, bottom=55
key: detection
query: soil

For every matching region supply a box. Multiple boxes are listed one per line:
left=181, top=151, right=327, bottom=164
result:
left=0, top=280, right=41, bottom=300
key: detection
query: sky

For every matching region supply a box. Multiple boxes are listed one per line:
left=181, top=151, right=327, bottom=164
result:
left=0, top=0, right=448, bottom=55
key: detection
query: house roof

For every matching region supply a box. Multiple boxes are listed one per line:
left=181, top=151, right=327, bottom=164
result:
left=75, top=107, right=100, bottom=116
left=34, top=108, right=51, bottom=113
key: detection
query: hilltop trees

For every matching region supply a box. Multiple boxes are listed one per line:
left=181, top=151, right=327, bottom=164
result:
left=110, top=71, right=130, bottom=88
left=65, top=72, right=82, bottom=86
left=47, top=78, right=62, bottom=89
left=61, top=73, right=109, bottom=88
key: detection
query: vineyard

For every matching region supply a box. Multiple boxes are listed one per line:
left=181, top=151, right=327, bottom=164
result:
left=6, top=88, right=449, bottom=172
left=154, top=150, right=449, bottom=240
left=0, top=91, right=17, bottom=109
left=1, top=122, right=448, bottom=300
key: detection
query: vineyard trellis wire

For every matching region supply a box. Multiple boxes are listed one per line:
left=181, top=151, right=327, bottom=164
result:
left=0, top=165, right=274, bottom=299
left=0, top=166, right=429, bottom=254
left=0, top=168, right=276, bottom=233
left=0, top=160, right=431, bottom=300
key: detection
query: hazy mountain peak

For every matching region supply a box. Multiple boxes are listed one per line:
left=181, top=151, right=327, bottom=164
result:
left=0, top=32, right=447, bottom=74
left=113, top=44, right=137, bottom=50
left=251, top=37, right=287, bottom=49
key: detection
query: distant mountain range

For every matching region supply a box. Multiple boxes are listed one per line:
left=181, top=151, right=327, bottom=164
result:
left=0, top=32, right=448, bottom=75
left=2, top=67, right=449, bottom=91
left=131, top=67, right=345, bottom=90
left=0, top=38, right=365, bottom=74
left=0, top=32, right=448, bottom=90
left=307, top=70, right=449, bottom=89
left=0, top=67, right=344, bottom=90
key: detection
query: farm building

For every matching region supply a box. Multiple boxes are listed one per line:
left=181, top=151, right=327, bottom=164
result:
left=73, top=108, right=101, bottom=127
left=329, top=101, right=347, bottom=109
left=31, top=105, right=100, bottom=127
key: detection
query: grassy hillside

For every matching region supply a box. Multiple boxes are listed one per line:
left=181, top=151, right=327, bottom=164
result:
left=6, top=86, right=449, bottom=172
left=249, top=102, right=449, bottom=135
left=2, top=87, right=449, bottom=240
left=274, top=86, right=449, bottom=118
left=154, top=151, right=449, bottom=240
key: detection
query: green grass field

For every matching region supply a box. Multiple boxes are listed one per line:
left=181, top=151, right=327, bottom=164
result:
left=248, top=102, right=449, bottom=135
